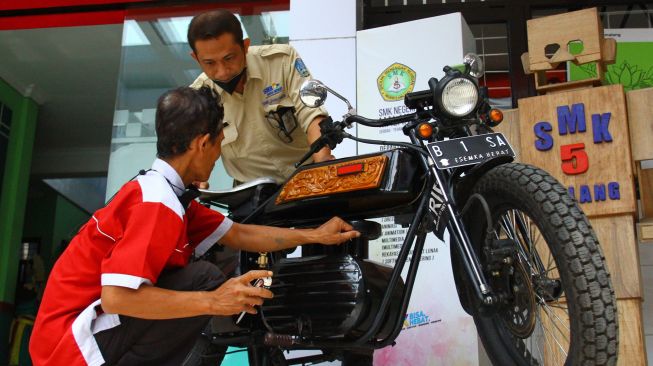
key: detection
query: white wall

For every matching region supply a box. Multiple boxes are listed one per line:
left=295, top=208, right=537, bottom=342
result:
left=290, top=0, right=358, bottom=159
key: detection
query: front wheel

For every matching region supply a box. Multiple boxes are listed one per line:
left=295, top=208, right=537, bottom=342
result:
left=465, top=163, right=618, bottom=365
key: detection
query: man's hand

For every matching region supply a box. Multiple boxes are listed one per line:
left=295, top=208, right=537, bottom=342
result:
left=311, top=217, right=360, bottom=245
left=207, top=270, right=274, bottom=316
left=307, top=116, right=336, bottom=163
left=312, top=150, right=336, bottom=163
left=193, top=181, right=210, bottom=189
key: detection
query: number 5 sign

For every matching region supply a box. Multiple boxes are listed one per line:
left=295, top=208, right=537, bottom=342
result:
left=560, top=143, right=589, bottom=175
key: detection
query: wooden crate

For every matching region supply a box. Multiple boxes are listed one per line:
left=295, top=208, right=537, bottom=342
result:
left=590, top=215, right=642, bottom=299
left=492, top=108, right=521, bottom=159
left=637, top=164, right=653, bottom=218
left=637, top=218, right=653, bottom=243
left=534, top=63, right=603, bottom=95
left=526, top=8, right=605, bottom=72
left=626, top=87, right=653, bottom=162
left=616, top=298, right=647, bottom=365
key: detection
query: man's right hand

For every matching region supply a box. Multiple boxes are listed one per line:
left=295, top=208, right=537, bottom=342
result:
left=207, top=270, right=274, bottom=316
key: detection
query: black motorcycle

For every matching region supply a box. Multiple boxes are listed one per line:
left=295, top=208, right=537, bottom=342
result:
left=192, top=54, right=618, bottom=366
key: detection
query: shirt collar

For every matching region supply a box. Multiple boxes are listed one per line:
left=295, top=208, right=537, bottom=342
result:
left=151, top=158, right=185, bottom=195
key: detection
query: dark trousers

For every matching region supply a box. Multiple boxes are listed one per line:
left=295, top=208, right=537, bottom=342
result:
left=95, top=261, right=226, bottom=366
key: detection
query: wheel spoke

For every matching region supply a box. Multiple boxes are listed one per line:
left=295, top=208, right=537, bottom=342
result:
left=535, top=310, right=568, bottom=358
left=545, top=303, right=569, bottom=311
left=537, top=297, right=571, bottom=337
left=500, top=215, right=516, bottom=240
left=513, top=212, right=547, bottom=276
left=541, top=321, right=555, bottom=365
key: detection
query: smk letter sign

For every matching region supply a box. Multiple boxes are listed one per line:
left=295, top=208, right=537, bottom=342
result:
left=518, top=84, right=635, bottom=218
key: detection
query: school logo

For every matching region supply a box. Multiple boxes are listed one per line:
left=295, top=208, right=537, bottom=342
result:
left=377, top=63, right=416, bottom=101
left=294, top=58, right=310, bottom=77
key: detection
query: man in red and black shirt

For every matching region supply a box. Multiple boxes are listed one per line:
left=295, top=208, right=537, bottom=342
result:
left=29, top=87, right=359, bottom=366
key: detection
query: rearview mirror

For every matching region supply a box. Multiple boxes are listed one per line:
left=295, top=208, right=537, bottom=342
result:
left=299, top=79, right=328, bottom=108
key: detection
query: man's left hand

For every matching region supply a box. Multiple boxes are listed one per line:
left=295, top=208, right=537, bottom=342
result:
left=312, top=217, right=360, bottom=245
left=313, top=151, right=336, bottom=163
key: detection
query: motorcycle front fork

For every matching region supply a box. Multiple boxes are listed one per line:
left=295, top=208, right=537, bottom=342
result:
left=429, top=161, right=496, bottom=307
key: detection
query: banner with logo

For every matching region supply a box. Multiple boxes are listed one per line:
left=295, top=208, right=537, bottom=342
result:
left=356, top=14, right=479, bottom=365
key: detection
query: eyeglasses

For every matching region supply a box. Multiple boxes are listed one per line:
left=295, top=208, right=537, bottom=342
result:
left=266, top=106, right=297, bottom=143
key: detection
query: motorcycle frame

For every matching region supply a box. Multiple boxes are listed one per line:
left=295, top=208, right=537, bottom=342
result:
left=228, top=126, right=500, bottom=353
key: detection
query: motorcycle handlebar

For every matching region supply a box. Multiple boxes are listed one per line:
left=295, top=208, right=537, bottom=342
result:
left=344, top=112, right=417, bottom=127
left=294, top=111, right=422, bottom=168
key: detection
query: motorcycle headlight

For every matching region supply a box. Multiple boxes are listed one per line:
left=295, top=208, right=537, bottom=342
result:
left=440, top=78, right=479, bottom=117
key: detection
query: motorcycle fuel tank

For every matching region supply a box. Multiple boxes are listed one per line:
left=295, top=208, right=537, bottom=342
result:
left=259, top=148, right=424, bottom=226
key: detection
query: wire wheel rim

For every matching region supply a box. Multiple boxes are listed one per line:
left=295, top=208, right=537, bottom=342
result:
left=492, top=208, right=571, bottom=365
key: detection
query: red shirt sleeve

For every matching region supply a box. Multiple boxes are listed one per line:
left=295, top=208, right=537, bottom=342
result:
left=186, top=200, right=233, bottom=256
left=100, top=202, right=184, bottom=288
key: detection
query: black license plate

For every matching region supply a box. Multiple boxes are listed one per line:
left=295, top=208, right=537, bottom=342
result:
left=426, top=133, right=515, bottom=170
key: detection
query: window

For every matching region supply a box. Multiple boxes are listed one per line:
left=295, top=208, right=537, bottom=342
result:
left=470, top=23, right=511, bottom=109
left=106, top=6, right=290, bottom=198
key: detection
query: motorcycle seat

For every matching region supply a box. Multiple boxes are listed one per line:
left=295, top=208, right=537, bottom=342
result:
left=199, top=177, right=278, bottom=208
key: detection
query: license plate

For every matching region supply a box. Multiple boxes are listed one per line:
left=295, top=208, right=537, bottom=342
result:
left=426, top=133, right=515, bottom=170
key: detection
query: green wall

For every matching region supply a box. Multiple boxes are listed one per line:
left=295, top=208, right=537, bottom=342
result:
left=0, top=78, right=38, bottom=363
left=22, top=185, right=57, bottom=272
left=22, top=185, right=91, bottom=272
left=51, top=195, right=90, bottom=263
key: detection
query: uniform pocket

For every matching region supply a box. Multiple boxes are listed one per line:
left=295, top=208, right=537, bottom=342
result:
left=221, top=122, right=242, bottom=158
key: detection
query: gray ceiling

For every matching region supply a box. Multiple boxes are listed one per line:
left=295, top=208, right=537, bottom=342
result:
left=0, top=24, right=123, bottom=176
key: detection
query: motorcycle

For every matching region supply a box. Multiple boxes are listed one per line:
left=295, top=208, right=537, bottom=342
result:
left=192, top=54, right=618, bottom=366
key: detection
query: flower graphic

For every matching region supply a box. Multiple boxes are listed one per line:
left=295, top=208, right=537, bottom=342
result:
left=578, top=61, right=653, bottom=91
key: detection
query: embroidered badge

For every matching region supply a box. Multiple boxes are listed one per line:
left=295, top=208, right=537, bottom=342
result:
left=263, top=83, right=283, bottom=98
left=294, top=58, right=310, bottom=77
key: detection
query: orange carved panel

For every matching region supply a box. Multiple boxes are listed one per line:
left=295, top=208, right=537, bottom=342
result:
left=275, top=155, right=389, bottom=205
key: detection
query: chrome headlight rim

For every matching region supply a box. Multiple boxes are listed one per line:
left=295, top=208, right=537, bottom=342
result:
left=436, top=76, right=480, bottom=118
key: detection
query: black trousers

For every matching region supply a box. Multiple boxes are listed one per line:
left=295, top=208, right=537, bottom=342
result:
left=94, top=261, right=226, bottom=366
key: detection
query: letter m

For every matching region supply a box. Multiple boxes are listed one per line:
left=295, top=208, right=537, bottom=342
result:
left=557, top=103, right=586, bottom=135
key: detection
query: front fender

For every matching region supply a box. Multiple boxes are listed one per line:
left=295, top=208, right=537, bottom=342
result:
left=452, top=155, right=514, bottom=206
left=449, top=155, right=513, bottom=315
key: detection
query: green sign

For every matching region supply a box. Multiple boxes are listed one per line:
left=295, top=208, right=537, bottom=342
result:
left=569, top=35, right=653, bottom=91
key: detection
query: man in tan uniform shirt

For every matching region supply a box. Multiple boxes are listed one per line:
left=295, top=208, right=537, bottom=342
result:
left=188, top=10, right=333, bottom=184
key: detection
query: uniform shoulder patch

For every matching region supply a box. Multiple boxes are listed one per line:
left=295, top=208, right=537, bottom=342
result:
left=294, top=58, right=310, bottom=77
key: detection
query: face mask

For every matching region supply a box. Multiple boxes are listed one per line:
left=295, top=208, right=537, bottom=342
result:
left=212, top=67, right=246, bottom=94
